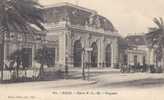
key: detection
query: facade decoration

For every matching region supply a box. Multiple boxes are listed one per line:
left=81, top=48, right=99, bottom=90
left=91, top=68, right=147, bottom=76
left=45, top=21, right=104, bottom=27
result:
left=43, top=2, right=120, bottom=68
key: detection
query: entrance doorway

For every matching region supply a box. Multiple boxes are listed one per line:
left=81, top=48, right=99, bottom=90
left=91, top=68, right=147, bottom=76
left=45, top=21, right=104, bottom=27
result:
left=105, top=44, right=112, bottom=67
left=73, top=40, right=82, bottom=67
left=91, top=42, right=98, bottom=67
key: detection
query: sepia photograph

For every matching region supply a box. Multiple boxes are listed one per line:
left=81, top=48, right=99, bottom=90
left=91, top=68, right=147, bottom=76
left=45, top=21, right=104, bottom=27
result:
left=0, top=0, right=164, bottom=100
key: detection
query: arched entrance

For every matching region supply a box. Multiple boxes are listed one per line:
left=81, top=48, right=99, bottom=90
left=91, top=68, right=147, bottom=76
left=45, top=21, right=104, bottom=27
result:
left=106, top=44, right=112, bottom=67
left=91, top=42, right=98, bottom=67
left=73, top=40, right=82, bottom=67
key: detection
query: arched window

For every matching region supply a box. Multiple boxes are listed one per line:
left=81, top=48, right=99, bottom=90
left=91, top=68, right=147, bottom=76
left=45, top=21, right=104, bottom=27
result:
left=106, top=44, right=112, bottom=67
left=123, top=54, right=128, bottom=65
left=91, top=42, right=98, bottom=67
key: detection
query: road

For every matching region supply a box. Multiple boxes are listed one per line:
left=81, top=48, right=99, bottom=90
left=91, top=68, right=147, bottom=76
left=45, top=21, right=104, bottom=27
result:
left=0, top=68, right=164, bottom=100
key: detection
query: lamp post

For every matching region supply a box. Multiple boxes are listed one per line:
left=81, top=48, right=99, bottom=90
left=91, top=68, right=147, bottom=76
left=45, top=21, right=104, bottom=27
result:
left=36, top=34, right=47, bottom=80
left=81, top=48, right=85, bottom=80
left=85, top=48, right=93, bottom=81
left=65, top=52, right=69, bottom=78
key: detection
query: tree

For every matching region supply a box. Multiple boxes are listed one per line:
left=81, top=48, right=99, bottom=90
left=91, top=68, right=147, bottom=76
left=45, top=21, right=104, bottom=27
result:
left=0, top=0, right=45, bottom=81
left=146, top=17, right=164, bottom=72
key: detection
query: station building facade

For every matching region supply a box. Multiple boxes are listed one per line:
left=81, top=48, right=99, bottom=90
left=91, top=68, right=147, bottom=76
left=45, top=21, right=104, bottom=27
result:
left=42, top=2, right=120, bottom=68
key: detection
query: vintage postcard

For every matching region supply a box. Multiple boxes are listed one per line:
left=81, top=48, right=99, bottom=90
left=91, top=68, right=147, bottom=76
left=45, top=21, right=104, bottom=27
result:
left=0, top=0, right=164, bottom=100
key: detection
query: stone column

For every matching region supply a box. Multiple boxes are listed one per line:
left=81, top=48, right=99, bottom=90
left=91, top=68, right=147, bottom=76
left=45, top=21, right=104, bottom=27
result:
left=32, top=44, right=35, bottom=67
left=59, top=31, right=66, bottom=67
left=65, top=31, right=74, bottom=68
left=97, top=38, right=104, bottom=68
left=84, top=37, right=90, bottom=65
left=111, top=38, right=118, bottom=68
left=101, top=38, right=105, bottom=68
left=111, top=41, right=114, bottom=68
left=162, top=48, right=164, bottom=71
left=55, top=45, right=59, bottom=66
left=148, top=48, right=154, bottom=65
left=4, top=41, right=7, bottom=69
left=97, top=39, right=101, bottom=68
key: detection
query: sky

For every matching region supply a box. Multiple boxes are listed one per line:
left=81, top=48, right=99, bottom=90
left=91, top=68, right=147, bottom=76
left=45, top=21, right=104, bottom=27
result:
left=39, top=0, right=164, bottom=36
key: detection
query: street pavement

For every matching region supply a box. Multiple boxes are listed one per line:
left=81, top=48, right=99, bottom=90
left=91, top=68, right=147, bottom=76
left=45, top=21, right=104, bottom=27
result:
left=0, top=68, right=164, bottom=100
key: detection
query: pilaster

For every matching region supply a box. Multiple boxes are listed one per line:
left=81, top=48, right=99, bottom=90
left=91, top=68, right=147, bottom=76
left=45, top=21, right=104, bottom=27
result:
left=59, top=31, right=66, bottom=66
left=111, top=38, right=118, bottom=68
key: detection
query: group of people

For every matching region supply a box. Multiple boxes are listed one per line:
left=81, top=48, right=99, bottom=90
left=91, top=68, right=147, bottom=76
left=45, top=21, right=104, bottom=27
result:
left=120, top=63, right=148, bottom=73
left=120, top=63, right=163, bottom=73
left=4, top=55, right=26, bottom=71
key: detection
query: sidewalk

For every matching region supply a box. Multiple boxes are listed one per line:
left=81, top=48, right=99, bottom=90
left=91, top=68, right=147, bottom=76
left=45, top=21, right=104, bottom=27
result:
left=69, top=67, right=120, bottom=72
left=0, top=79, right=97, bottom=90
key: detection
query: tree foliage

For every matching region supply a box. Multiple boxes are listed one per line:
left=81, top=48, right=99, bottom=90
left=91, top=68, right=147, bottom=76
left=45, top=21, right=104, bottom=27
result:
left=0, top=0, right=45, bottom=34
left=146, top=17, right=164, bottom=61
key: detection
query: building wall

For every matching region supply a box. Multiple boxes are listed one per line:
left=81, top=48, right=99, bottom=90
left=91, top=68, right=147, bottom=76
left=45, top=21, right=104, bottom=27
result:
left=53, top=29, right=119, bottom=68
left=43, top=3, right=120, bottom=68
left=127, top=50, right=147, bottom=66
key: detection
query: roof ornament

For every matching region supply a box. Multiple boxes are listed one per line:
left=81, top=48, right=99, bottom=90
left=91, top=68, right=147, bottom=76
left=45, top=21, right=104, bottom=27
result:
left=89, top=14, right=95, bottom=26
left=95, top=16, right=101, bottom=28
left=72, top=10, right=76, bottom=15
left=85, top=20, right=89, bottom=27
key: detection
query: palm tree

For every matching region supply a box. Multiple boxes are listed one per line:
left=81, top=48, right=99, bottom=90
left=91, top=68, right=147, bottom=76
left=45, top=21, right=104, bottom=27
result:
left=0, top=0, right=45, bottom=81
left=146, top=17, right=164, bottom=72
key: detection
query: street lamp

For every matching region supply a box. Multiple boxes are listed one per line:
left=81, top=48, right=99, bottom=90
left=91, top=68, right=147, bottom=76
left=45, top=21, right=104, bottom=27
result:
left=65, top=51, right=69, bottom=78
left=81, top=48, right=85, bottom=80
left=35, top=34, right=47, bottom=79
left=85, top=48, right=93, bottom=81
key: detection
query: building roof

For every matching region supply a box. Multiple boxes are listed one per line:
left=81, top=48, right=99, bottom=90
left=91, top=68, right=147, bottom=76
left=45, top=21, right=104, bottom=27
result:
left=43, top=2, right=97, bottom=14
left=7, top=24, right=45, bottom=35
left=125, top=35, right=146, bottom=46
left=42, top=2, right=117, bottom=32
left=118, top=37, right=128, bottom=49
